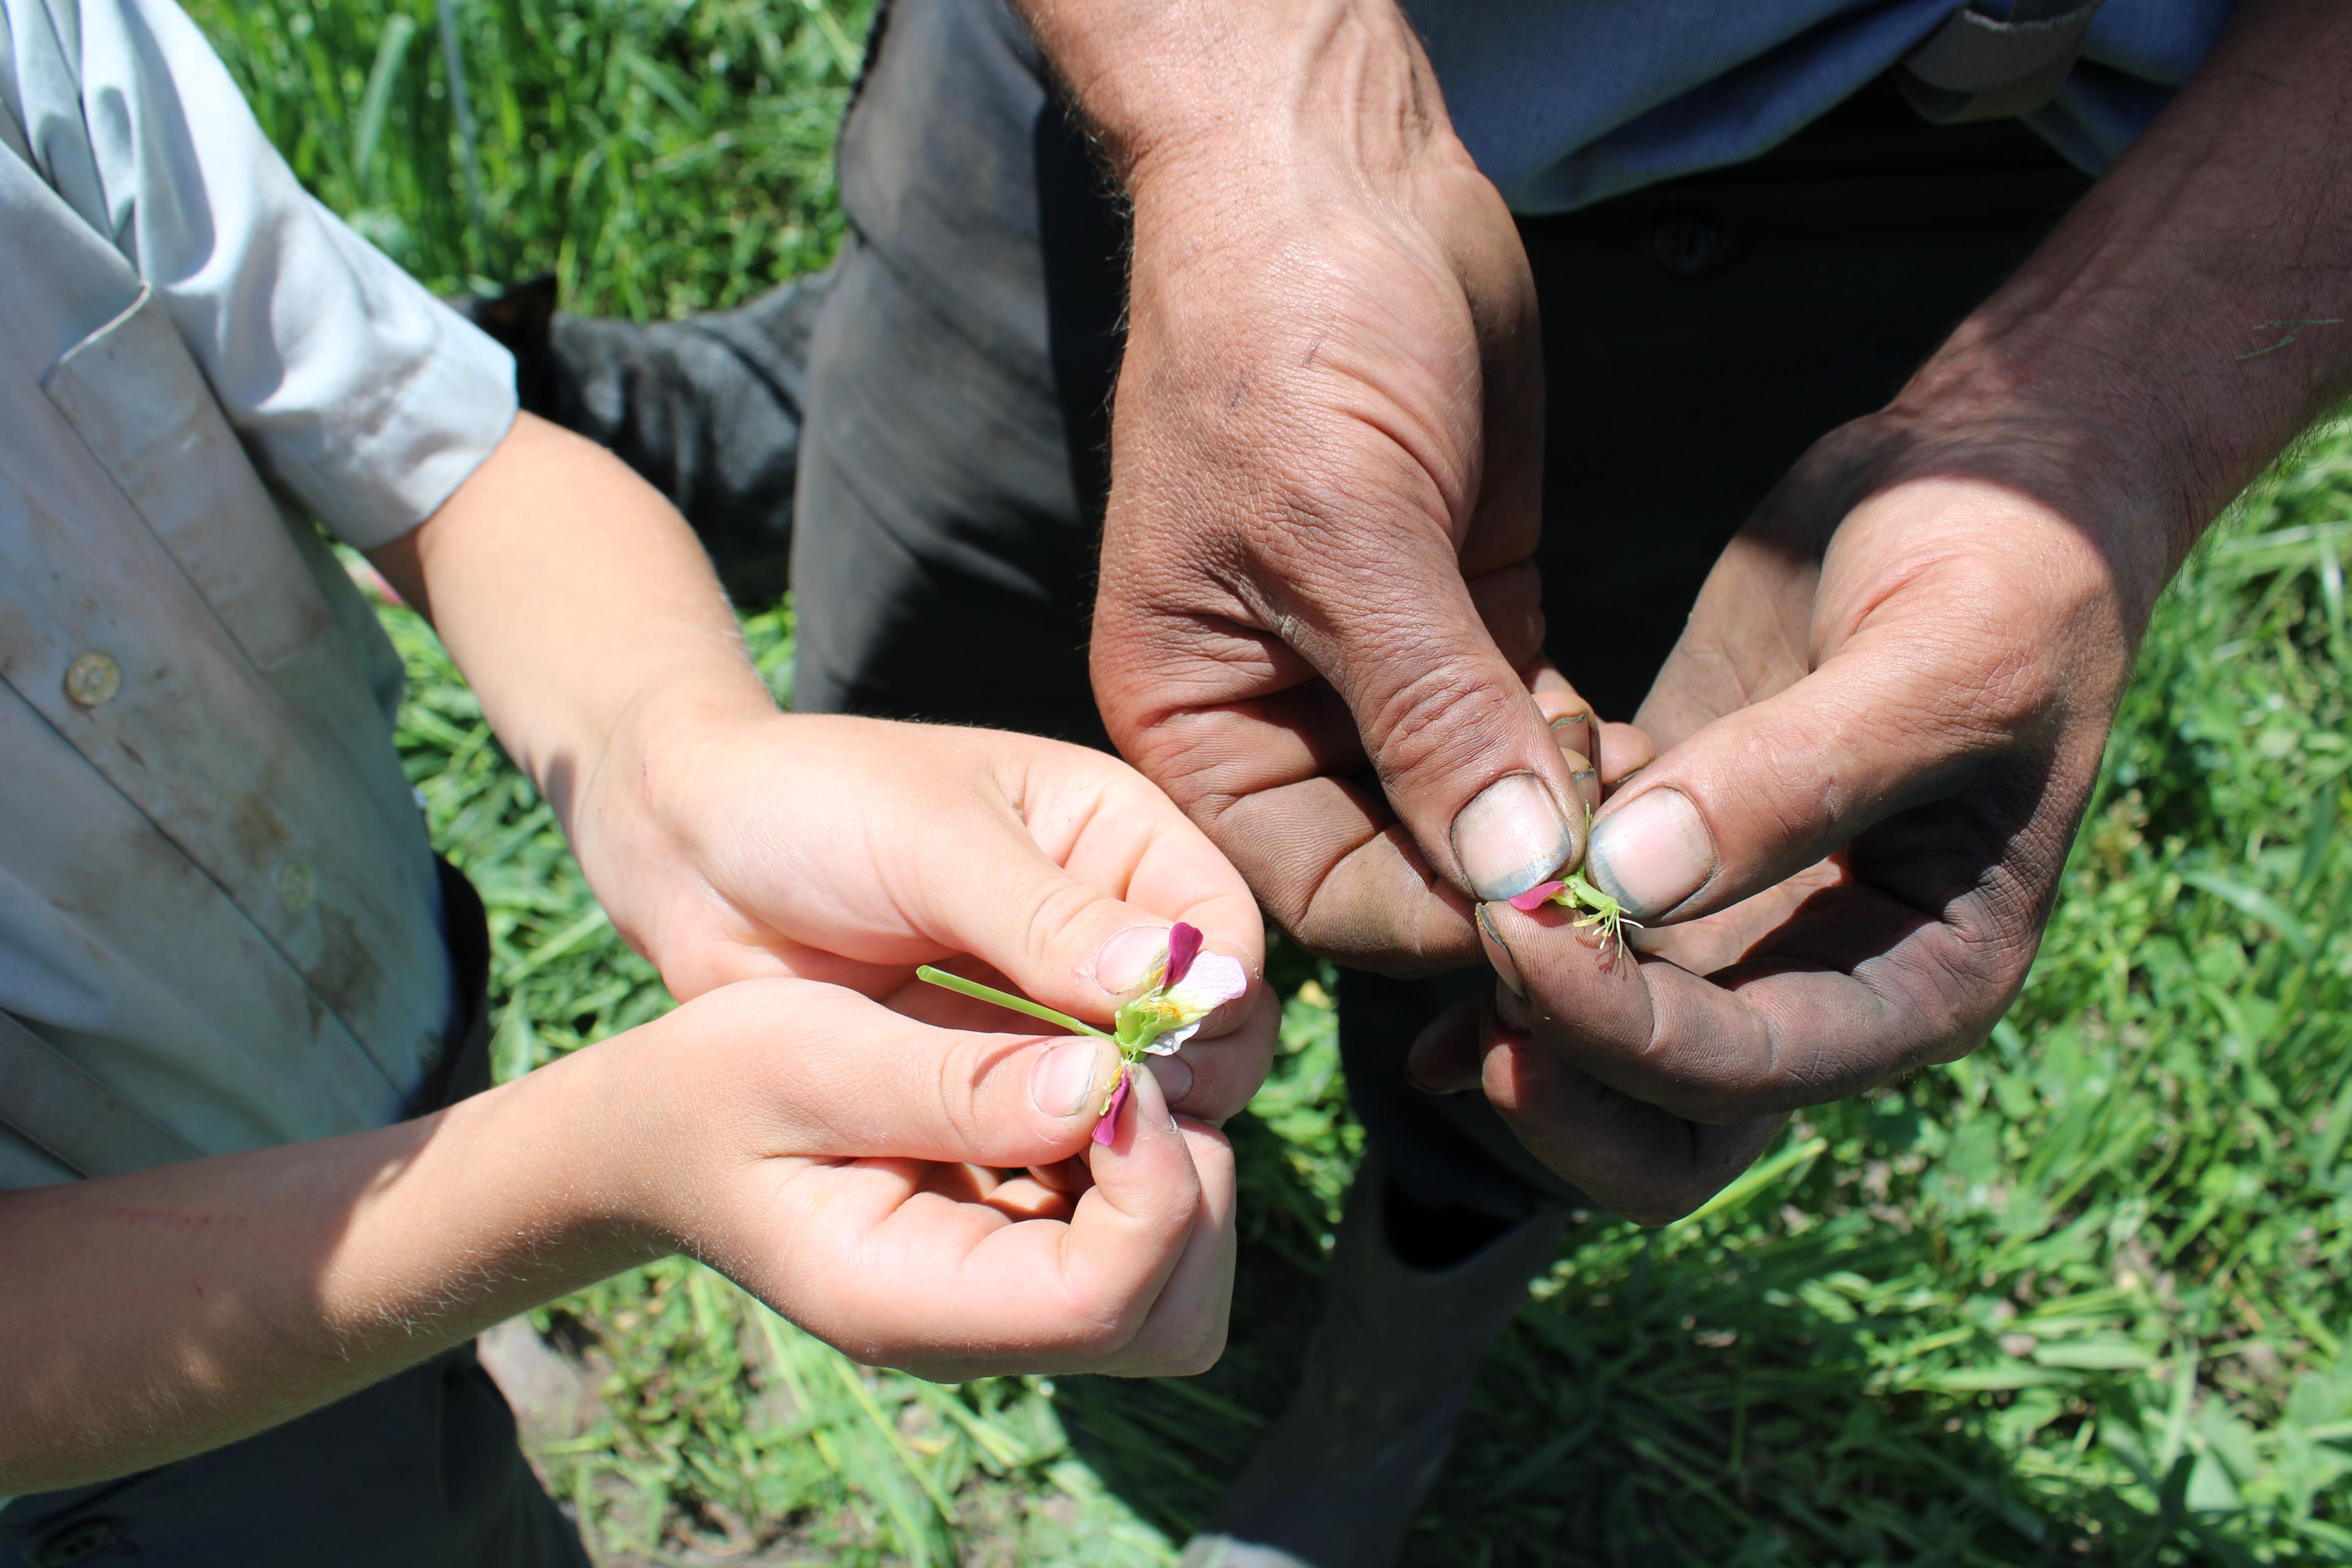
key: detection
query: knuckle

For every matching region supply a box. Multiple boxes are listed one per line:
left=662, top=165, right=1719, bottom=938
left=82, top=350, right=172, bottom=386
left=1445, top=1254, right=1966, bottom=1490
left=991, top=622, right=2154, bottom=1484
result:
left=929, top=1038, right=990, bottom=1148
left=1061, top=1288, right=1150, bottom=1359
left=1017, top=871, right=1110, bottom=979
left=1365, top=650, right=1525, bottom=783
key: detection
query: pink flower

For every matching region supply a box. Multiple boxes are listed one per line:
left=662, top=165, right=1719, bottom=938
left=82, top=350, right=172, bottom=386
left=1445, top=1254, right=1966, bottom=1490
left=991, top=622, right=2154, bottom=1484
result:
left=1509, top=880, right=1567, bottom=913
left=916, top=921, right=1250, bottom=1149
left=1164, top=921, right=1204, bottom=987
left=1091, top=1073, right=1132, bottom=1146
left=1115, top=922, right=1248, bottom=1055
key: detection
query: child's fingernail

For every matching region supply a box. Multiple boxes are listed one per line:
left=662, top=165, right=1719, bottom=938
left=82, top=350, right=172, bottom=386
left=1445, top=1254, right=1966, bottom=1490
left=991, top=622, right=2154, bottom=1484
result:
left=1147, top=1053, right=1194, bottom=1107
left=1587, top=788, right=1714, bottom=919
left=1453, top=774, right=1574, bottom=902
left=1031, top=1038, right=1110, bottom=1118
left=1128, top=1060, right=1180, bottom=1132
left=1091, top=924, right=1170, bottom=996
left=1476, top=903, right=1525, bottom=997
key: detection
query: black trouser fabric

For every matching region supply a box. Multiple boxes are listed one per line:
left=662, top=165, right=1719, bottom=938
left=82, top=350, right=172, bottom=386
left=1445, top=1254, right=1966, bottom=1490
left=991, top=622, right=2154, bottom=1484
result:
left=0, top=867, right=589, bottom=1568
left=790, top=0, right=2093, bottom=1221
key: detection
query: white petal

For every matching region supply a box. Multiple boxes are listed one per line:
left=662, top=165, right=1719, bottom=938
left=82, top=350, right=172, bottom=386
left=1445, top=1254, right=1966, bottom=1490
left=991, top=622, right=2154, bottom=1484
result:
left=1163, top=952, right=1248, bottom=1016
left=1146, top=1022, right=1198, bottom=1055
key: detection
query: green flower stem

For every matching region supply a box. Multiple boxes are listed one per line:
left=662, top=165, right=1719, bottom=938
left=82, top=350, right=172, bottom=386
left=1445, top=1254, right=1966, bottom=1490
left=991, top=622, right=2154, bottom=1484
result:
left=913, top=966, right=1116, bottom=1040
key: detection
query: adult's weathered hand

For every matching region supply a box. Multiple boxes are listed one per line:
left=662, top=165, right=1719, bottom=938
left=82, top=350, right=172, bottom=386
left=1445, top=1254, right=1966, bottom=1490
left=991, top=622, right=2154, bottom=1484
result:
left=1411, top=0, right=2352, bottom=1224
left=1435, top=414, right=2151, bottom=1223
left=1071, top=1, right=1584, bottom=973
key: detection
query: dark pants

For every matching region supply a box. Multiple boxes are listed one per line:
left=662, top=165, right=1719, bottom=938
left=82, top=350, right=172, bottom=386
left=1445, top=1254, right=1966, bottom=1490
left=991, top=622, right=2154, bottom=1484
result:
left=778, top=0, right=2092, bottom=1222
left=0, top=869, right=589, bottom=1568
left=0, top=1348, right=587, bottom=1568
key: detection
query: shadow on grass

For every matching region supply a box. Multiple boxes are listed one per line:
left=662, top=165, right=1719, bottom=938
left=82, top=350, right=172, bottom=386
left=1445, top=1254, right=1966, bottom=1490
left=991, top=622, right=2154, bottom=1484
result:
left=1055, top=1142, right=2286, bottom=1568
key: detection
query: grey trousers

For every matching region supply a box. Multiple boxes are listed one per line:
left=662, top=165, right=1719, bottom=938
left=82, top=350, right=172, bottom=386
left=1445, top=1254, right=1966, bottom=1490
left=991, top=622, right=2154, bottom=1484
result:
left=777, top=0, right=2094, bottom=1222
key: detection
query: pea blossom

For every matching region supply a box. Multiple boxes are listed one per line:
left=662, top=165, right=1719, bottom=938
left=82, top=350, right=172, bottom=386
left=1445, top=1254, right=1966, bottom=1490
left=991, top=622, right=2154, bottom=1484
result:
left=916, top=922, right=1246, bottom=1145
left=1506, top=869, right=1642, bottom=956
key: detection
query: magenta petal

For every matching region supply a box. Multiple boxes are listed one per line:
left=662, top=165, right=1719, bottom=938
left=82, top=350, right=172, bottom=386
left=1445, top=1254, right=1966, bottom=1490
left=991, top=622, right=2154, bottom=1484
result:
left=1508, top=880, right=1566, bottom=913
left=1164, top=922, right=1205, bottom=988
left=1091, top=1074, right=1132, bottom=1146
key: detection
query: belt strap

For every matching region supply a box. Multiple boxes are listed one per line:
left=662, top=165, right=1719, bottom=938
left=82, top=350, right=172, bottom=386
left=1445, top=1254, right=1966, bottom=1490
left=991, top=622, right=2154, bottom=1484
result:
left=0, top=1009, right=199, bottom=1179
left=1897, top=0, right=2107, bottom=124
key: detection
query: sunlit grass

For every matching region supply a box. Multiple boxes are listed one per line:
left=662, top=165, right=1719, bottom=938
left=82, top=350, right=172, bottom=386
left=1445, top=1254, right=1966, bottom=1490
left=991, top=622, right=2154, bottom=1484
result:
left=205, top=2, right=2352, bottom=1559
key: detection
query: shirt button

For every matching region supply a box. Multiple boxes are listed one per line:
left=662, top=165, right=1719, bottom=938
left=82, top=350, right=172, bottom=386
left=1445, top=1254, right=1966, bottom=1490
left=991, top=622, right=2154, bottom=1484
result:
left=1651, top=212, right=1724, bottom=277
left=63, top=652, right=121, bottom=707
left=278, top=861, right=317, bottom=914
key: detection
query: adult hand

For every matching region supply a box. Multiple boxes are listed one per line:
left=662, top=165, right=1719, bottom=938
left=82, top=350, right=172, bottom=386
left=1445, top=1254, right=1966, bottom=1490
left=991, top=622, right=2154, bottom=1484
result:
left=1422, top=412, right=2152, bottom=1224
left=1411, top=0, right=2352, bottom=1225
left=577, top=714, right=1277, bottom=1124
left=1065, top=1, right=1582, bottom=974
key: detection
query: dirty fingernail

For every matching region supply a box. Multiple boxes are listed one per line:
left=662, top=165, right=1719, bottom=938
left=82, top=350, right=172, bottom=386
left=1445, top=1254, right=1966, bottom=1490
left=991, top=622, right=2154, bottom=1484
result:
left=1092, top=924, right=1170, bottom=997
left=1146, top=1053, right=1194, bottom=1107
left=1031, top=1038, right=1110, bottom=1118
left=1551, top=711, right=1600, bottom=772
left=1570, top=767, right=1600, bottom=816
left=1452, top=774, right=1573, bottom=902
left=1586, top=788, right=1714, bottom=919
left=1476, top=903, right=1525, bottom=997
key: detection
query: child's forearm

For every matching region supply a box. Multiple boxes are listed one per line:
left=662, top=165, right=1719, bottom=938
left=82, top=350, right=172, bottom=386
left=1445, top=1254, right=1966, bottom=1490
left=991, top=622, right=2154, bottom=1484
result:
left=364, top=412, right=776, bottom=954
left=0, top=1031, right=668, bottom=1493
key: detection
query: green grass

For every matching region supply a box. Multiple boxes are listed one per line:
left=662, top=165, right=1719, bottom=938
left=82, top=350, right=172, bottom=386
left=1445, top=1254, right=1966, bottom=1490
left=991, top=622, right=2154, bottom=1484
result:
left=199, top=2, right=2352, bottom=1561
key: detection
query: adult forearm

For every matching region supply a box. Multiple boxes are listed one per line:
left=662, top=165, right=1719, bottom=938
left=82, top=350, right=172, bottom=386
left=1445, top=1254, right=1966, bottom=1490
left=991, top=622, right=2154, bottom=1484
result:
left=1894, top=0, right=2352, bottom=608
left=1010, top=0, right=1443, bottom=189
left=0, top=1038, right=662, bottom=1493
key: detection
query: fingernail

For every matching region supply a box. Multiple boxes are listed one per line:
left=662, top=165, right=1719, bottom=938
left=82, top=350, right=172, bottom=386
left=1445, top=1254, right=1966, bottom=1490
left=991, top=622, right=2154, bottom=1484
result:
left=1570, top=767, right=1600, bottom=816
left=1551, top=711, right=1600, bottom=772
left=1092, top=924, right=1170, bottom=997
left=1452, top=774, right=1573, bottom=902
left=1031, top=1038, right=1110, bottom=1118
left=1146, top=1052, right=1194, bottom=1107
left=1493, top=979, right=1534, bottom=1032
left=1130, top=1061, right=1180, bottom=1132
left=1586, top=788, right=1714, bottom=919
left=1476, top=903, right=1524, bottom=997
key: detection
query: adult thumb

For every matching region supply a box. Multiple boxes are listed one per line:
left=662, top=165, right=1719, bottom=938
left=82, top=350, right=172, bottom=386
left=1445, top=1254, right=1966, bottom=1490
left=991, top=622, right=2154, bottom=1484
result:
left=1581, top=643, right=1995, bottom=923
left=1310, top=555, right=1585, bottom=904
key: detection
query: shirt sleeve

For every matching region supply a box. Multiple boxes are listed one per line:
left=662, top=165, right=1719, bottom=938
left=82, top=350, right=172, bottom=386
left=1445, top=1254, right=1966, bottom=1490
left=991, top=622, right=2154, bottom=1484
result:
left=3, top=0, right=517, bottom=547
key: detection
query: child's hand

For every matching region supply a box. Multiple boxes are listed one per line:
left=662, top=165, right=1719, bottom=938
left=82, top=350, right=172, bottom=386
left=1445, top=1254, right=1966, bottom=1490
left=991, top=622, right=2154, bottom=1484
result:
left=578, top=714, right=1276, bottom=1123
left=613, top=977, right=1234, bottom=1379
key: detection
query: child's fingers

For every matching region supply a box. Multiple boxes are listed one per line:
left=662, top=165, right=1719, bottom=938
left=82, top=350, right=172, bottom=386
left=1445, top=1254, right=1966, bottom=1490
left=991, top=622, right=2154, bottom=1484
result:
left=794, top=1061, right=1210, bottom=1378
left=688, top=981, right=1118, bottom=1169
left=1144, top=986, right=1279, bottom=1123
left=924, top=788, right=1265, bottom=1046
left=1096, top=1117, right=1237, bottom=1377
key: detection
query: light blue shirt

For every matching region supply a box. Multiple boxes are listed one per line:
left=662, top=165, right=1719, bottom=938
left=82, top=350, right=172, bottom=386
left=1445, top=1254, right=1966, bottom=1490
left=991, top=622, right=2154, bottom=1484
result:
left=1407, top=0, right=2237, bottom=213
left=0, top=0, right=516, bottom=1192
